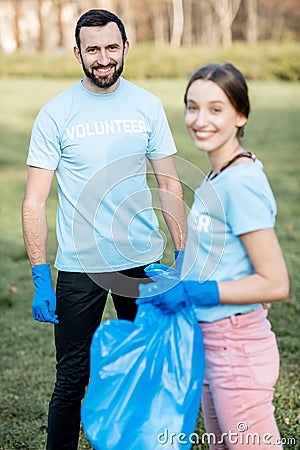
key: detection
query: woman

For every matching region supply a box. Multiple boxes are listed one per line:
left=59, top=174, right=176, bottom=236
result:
left=138, top=63, right=289, bottom=449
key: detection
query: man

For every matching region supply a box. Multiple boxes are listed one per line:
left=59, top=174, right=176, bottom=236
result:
left=22, top=9, right=186, bottom=450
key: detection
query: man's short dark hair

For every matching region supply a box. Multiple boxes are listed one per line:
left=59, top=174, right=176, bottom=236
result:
left=75, top=9, right=127, bottom=49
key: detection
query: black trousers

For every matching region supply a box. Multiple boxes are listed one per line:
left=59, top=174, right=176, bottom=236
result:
left=46, top=265, right=153, bottom=450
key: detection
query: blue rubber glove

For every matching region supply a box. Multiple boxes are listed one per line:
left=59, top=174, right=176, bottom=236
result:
left=183, top=280, right=220, bottom=308
left=138, top=279, right=220, bottom=315
left=137, top=263, right=183, bottom=312
left=31, top=264, right=59, bottom=324
left=144, top=263, right=179, bottom=281
left=174, top=249, right=185, bottom=274
left=137, top=277, right=186, bottom=314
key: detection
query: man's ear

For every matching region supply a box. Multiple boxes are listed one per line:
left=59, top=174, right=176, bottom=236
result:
left=73, top=46, right=82, bottom=64
left=123, top=40, right=130, bottom=58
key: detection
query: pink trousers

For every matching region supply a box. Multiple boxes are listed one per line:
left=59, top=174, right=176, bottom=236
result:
left=199, top=306, right=283, bottom=450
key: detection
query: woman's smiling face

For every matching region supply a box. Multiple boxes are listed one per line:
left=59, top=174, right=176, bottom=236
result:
left=185, top=79, right=247, bottom=156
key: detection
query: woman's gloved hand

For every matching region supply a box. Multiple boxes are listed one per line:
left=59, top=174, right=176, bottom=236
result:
left=137, top=277, right=220, bottom=315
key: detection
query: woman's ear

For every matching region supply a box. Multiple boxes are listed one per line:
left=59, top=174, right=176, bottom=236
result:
left=236, top=114, right=247, bottom=128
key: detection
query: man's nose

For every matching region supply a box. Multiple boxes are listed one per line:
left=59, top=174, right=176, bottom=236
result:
left=97, top=49, right=110, bottom=66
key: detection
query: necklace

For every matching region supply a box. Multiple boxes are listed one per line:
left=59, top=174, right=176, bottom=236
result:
left=207, top=151, right=256, bottom=181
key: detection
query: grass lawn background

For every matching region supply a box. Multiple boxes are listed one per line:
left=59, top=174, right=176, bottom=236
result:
left=0, top=77, right=299, bottom=449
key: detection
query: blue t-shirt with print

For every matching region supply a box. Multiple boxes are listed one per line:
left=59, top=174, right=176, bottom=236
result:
left=27, top=78, right=177, bottom=272
left=182, top=159, right=277, bottom=322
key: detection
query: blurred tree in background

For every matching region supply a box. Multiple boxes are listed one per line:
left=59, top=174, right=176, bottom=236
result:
left=0, top=0, right=299, bottom=53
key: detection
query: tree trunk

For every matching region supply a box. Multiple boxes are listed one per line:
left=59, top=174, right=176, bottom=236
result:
left=36, top=0, right=44, bottom=51
left=209, top=0, right=242, bottom=46
left=246, top=0, right=258, bottom=42
left=149, top=0, right=169, bottom=45
left=171, top=0, right=184, bottom=46
left=118, top=0, right=136, bottom=43
left=270, top=2, right=286, bottom=41
left=152, top=11, right=168, bottom=44
left=197, top=1, right=220, bottom=46
left=56, top=0, right=64, bottom=49
left=13, top=0, right=21, bottom=51
left=182, top=0, right=193, bottom=45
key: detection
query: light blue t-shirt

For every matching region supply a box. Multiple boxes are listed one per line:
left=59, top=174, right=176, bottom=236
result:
left=27, top=78, right=177, bottom=272
left=182, top=159, right=277, bottom=322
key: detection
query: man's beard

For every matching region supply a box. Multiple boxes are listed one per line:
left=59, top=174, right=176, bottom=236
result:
left=82, top=59, right=124, bottom=89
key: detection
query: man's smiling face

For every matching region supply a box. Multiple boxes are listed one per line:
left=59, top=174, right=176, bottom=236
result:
left=74, top=22, right=129, bottom=93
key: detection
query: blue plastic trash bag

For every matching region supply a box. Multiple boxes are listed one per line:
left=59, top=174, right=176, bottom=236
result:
left=81, top=302, right=205, bottom=450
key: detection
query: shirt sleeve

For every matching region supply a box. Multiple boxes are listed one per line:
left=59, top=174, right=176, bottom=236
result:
left=26, top=109, right=61, bottom=170
left=146, top=99, right=177, bottom=160
left=225, top=174, right=277, bottom=235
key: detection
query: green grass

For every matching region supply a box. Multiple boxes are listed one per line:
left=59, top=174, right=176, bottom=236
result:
left=0, top=41, right=299, bottom=81
left=0, top=78, right=299, bottom=449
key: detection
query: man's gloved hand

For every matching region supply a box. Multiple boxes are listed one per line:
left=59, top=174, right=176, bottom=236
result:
left=137, top=278, right=220, bottom=315
left=174, top=249, right=185, bottom=274
left=144, top=249, right=185, bottom=282
left=31, top=264, right=59, bottom=324
left=144, top=263, right=179, bottom=281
